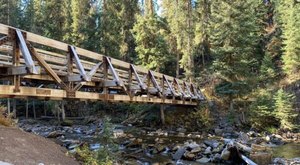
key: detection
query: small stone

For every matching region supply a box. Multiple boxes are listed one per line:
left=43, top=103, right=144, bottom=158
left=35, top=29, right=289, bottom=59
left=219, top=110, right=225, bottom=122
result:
left=204, top=146, right=212, bottom=154
left=265, top=135, right=271, bottom=142
left=196, top=157, right=210, bottom=164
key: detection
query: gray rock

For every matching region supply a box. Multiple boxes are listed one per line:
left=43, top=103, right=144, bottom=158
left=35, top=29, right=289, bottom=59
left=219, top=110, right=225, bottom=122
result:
left=221, top=148, right=230, bottom=160
left=196, top=157, right=210, bottom=164
left=204, top=146, right=212, bottom=154
left=214, top=128, right=223, bottom=136
left=47, top=131, right=63, bottom=138
left=191, top=146, right=202, bottom=153
left=204, top=140, right=219, bottom=148
left=176, top=128, right=187, bottom=133
left=172, top=147, right=186, bottom=160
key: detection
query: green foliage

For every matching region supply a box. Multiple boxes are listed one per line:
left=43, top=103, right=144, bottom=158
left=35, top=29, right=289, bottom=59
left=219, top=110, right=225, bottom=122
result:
left=210, top=0, right=260, bottom=102
left=190, top=104, right=213, bottom=128
left=274, top=88, right=297, bottom=130
left=249, top=89, right=278, bottom=129
left=132, top=14, right=170, bottom=71
left=76, top=116, right=115, bottom=165
left=276, top=0, right=300, bottom=80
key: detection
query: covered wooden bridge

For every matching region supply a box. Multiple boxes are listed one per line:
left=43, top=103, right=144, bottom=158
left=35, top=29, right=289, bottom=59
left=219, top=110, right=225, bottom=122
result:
left=0, top=24, right=204, bottom=106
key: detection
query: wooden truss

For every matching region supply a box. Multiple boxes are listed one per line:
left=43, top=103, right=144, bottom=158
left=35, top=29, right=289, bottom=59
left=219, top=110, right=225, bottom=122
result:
left=0, top=23, right=204, bottom=105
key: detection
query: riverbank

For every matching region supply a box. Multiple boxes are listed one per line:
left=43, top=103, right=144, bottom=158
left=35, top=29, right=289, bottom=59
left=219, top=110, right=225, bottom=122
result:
left=16, top=117, right=300, bottom=164
left=0, top=126, right=78, bottom=165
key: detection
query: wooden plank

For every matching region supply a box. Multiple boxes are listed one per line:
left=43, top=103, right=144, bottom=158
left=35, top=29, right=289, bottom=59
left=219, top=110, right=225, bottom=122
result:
left=27, top=42, right=67, bottom=89
left=0, top=85, right=198, bottom=105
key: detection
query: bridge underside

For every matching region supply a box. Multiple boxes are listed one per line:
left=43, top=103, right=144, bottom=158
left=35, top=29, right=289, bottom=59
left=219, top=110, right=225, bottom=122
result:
left=0, top=24, right=204, bottom=106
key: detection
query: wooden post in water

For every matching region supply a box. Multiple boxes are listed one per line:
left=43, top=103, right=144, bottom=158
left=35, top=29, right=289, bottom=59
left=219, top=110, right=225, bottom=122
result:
left=160, top=104, right=165, bottom=125
left=26, top=99, right=28, bottom=119
left=12, top=99, right=16, bottom=118
left=43, top=100, right=46, bottom=116
left=33, top=100, right=36, bottom=119
left=7, top=98, right=10, bottom=115
left=61, top=101, right=65, bottom=121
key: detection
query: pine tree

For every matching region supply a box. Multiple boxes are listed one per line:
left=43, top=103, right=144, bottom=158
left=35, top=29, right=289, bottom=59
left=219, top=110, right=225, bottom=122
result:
left=0, top=0, right=21, bottom=27
left=99, top=0, right=139, bottom=59
left=274, top=88, right=297, bottom=130
left=210, top=0, right=260, bottom=104
left=132, top=0, right=170, bottom=71
left=276, top=0, right=300, bottom=80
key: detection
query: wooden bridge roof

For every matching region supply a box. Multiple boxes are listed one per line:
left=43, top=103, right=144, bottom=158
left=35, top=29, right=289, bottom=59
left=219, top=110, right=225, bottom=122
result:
left=0, top=23, right=204, bottom=106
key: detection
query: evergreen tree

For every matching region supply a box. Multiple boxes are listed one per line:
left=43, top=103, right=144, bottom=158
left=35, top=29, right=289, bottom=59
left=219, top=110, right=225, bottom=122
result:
left=210, top=0, right=260, bottom=105
left=99, top=0, right=139, bottom=60
left=276, top=0, right=300, bottom=80
left=132, top=0, right=170, bottom=71
left=274, top=88, right=297, bottom=130
left=0, top=0, right=21, bottom=27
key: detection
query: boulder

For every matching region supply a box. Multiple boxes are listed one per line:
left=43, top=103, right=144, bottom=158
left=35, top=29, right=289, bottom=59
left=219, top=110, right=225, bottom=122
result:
left=183, top=152, right=196, bottom=160
left=204, top=146, right=212, bottom=155
left=190, top=146, right=202, bottom=153
left=204, top=140, right=219, bottom=148
left=172, top=147, right=186, bottom=160
left=250, top=152, right=272, bottom=165
left=221, top=148, right=230, bottom=160
left=196, top=157, right=210, bottom=164
left=251, top=144, right=271, bottom=152
left=214, top=128, right=223, bottom=136
left=47, top=131, right=63, bottom=138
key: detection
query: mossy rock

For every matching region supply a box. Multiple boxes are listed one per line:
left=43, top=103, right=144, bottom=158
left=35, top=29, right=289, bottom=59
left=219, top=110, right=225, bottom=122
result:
left=61, top=120, right=73, bottom=126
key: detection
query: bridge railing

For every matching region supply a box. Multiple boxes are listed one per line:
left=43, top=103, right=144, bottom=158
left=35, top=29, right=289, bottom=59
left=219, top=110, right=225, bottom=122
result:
left=0, top=23, right=204, bottom=105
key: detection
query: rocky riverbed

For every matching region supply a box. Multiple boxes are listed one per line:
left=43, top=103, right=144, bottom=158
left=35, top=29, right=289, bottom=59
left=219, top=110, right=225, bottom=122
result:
left=17, top=118, right=300, bottom=165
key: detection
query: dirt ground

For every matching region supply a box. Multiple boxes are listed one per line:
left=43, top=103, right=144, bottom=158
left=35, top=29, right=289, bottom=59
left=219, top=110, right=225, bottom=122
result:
left=0, top=126, right=79, bottom=165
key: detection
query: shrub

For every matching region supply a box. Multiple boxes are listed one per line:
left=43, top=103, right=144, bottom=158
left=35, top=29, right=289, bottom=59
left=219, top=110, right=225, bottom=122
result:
left=0, top=106, right=13, bottom=127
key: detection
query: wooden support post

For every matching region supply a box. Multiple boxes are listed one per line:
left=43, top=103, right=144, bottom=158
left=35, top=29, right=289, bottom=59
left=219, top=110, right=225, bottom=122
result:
left=103, top=57, right=108, bottom=100
left=33, top=100, right=36, bottom=119
left=61, top=101, right=65, bottom=121
left=43, top=100, right=46, bottom=116
left=160, top=104, right=165, bottom=125
left=12, top=99, right=16, bottom=118
left=7, top=98, right=10, bottom=115
left=26, top=99, right=28, bottom=119
left=11, top=29, right=21, bottom=93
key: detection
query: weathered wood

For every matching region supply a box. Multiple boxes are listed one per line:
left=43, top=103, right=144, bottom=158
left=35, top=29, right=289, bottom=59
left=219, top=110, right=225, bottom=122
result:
left=0, top=36, right=8, bottom=45
left=69, top=46, right=88, bottom=81
left=0, top=24, right=203, bottom=105
left=0, top=85, right=197, bottom=105
left=16, top=30, right=38, bottom=74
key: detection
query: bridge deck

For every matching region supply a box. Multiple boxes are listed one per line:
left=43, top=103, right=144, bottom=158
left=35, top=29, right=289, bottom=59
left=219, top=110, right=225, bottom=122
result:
left=0, top=24, right=204, bottom=105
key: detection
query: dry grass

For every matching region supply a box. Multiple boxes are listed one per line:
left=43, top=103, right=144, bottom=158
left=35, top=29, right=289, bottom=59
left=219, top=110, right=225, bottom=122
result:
left=0, top=106, right=13, bottom=127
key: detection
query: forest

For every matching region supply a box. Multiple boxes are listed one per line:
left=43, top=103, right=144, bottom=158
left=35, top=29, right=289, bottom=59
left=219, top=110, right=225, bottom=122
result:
left=0, top=0, right=299, bottom=164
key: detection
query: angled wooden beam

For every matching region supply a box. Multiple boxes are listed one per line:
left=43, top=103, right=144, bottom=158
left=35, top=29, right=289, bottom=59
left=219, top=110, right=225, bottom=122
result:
left=16, top=29, right=38, bottom=74
left=148, top=70, right=162, bottom=96
left=0, top=36, right=8, bottom=45
left=87, top=62, right=102, bottom=80
left=191, top=84, right=205, bottom=101
left=104, top=57, right=128, bottom=91
left=163, top=75, right=176, bottom=96
left=130, top=64, right=146, bottom=90
left=184, top=82, right=194, bottom=98
left=27, top=42, right=67, bottom=90
left=174, top=78, right=186, bottom=98
left=69, top=45, right=88, bottom=81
